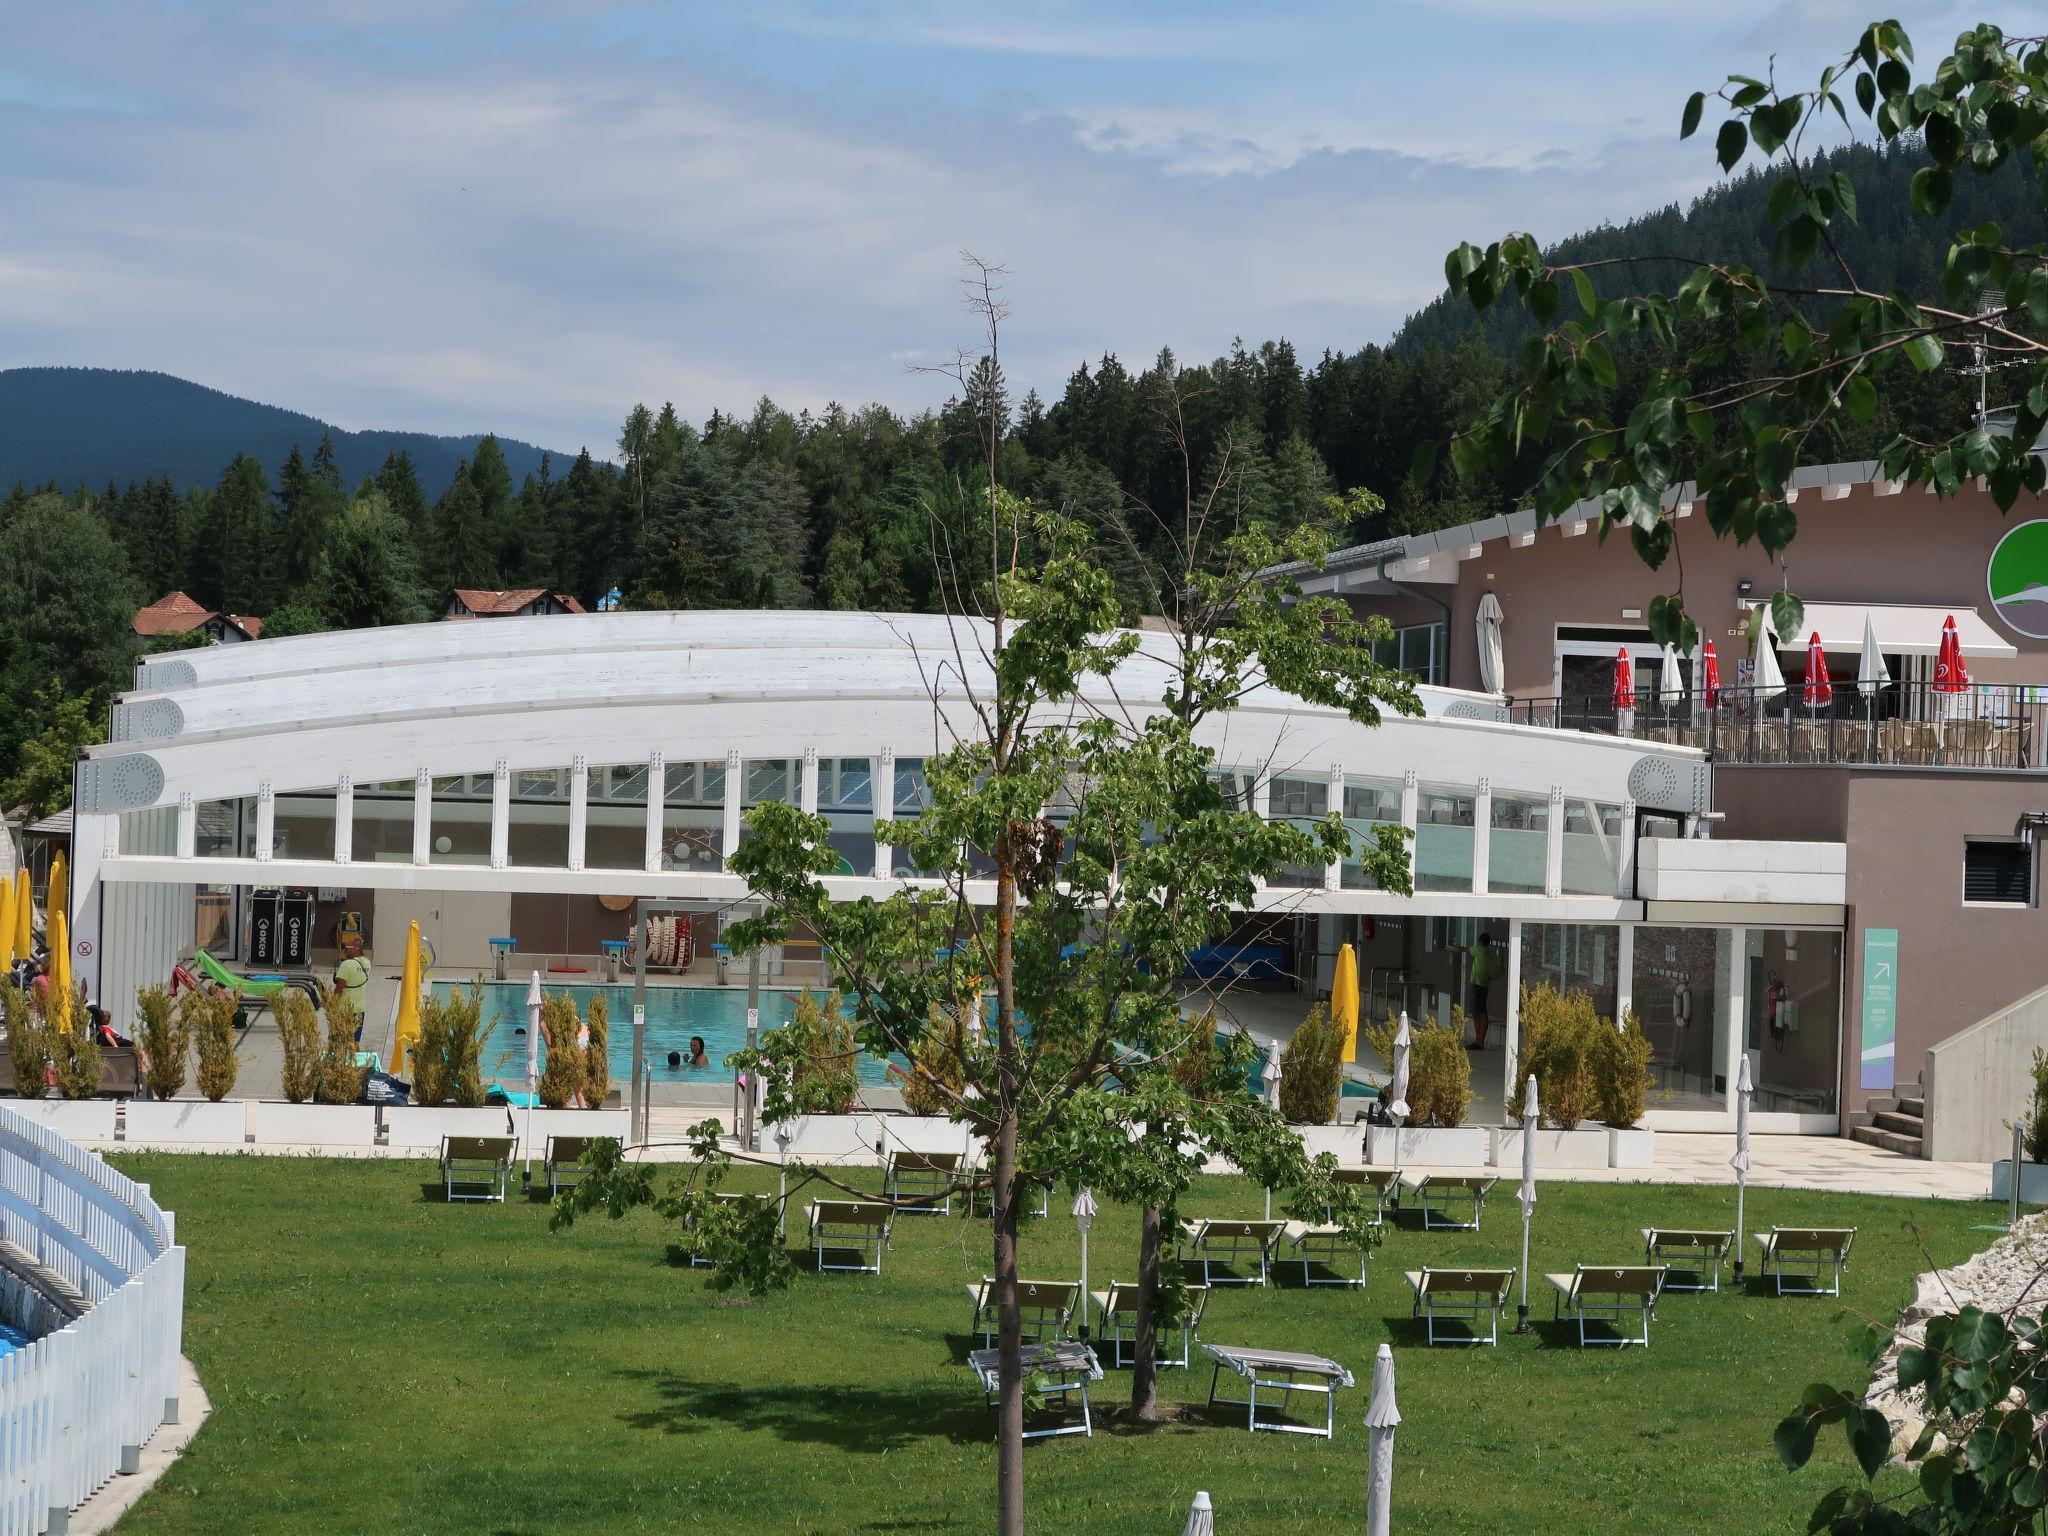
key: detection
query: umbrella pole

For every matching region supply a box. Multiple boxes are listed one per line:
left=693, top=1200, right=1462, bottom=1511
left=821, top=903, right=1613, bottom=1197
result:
left=1733, top=1175, right=1746, bottom=1285
left=1517, top=1208, right=1531, bottom=1333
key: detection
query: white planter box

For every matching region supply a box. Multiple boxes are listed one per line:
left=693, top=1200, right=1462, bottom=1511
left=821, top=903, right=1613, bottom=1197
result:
left=1991, top=1159, right=2048, bottom=1204
left=7, top=1099, right=118, bottom=1142
left=515, top=1108, right=630, bottom=1156
left=1297, top=1124, right=1366, bottom=1162
left=124, top=1100, right=247, bottom=1145
left=246, top=1101, right=379, bottom=1148
left=1365, top=1126, right=1487, bottom=1166
left=1608, top=1127, right=1656, bottom=1168
left=779, top=1113, right=888, bottom=1164
left=1490, top=1126, right=1611, bottom=1169
left=382, top=1105, right=521, bottom=1150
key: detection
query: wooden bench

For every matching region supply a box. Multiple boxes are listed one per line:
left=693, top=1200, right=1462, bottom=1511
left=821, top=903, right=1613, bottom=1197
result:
left=1754, top=1227, right=1855, bottom=1296
left=1405, top=1267, right=1514, bottom=1346
left=1547, top=1265, right=1668, bottom=1346
left=1640, top=1227, right=1733, bottom=1292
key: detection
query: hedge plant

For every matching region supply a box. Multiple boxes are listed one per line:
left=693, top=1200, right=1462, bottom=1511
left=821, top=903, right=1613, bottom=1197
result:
left=1277, top=1003, right=1344, bottom=1124
left=136, top=983, right=188, bottom=1100
left=276, top=991, right=321, bottom=1103
left=6, top=984, right=52, bottom=1099
left=186, top=989, right=240, bottom=1102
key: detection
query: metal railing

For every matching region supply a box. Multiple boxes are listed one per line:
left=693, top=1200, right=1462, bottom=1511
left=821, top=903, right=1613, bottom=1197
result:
left=1498, top=681, right=2047, bottom=769
left=0, top=1104, right=185, bottom=1536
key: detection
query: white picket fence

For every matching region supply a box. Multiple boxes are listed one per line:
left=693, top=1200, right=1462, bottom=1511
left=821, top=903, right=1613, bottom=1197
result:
left=0, top=1103, right=184, bottom=1536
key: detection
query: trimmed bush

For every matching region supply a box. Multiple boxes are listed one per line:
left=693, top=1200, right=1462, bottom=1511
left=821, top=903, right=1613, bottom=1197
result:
left=537, top=992, right=584, bottom=1109
left=1409, top=1014, right=1473, bottom=1127
left=276, top=991, right=321, bottom=1103
left=2027, top=1050, right=2048, bottom=1164
left=316, top=989, right=366, bottom=1105
left=781, top=992, right=859, bottom=1115
left=6, top=985, right=52, bottom=1099
left=415, top=984, right=489, bottom=1107
left=1592, top=1008, right=1654, bottom=1128
left=52, top=997, right=103, bottom=1101
left=137, top=984, right=188, bottom=1100
left=187, top=989, right=240, bottom=1102
left=899, top=1003, right=971, bottom=1116
left=1278, top=1003, right=1344, bottom=1125
left=583, top=991, right=611, bottom=1109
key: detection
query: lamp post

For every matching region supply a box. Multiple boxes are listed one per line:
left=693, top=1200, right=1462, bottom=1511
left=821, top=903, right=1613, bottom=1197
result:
left=1072, top=1188, right=1096, bottom=1343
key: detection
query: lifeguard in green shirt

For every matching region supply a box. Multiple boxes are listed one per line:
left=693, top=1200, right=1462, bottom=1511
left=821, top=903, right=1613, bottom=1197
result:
left=1456, top=932, right=1502, bottom=1051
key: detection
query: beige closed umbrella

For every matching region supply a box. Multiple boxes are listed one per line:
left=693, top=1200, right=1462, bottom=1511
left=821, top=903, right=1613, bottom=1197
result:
left=1475, top=591, right=1506, bottom=696
left=1182, top=1490, right=1214, bottom=1536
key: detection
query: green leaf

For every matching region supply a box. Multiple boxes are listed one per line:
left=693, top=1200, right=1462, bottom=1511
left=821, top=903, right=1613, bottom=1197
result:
left=1585, top=340, right=1618, bottom=389
left=1902, top=334, right=1944, bottom=373
left=1910, top=165, right=1953, bottom=217
left=1527, top=278, right=1559, bottom=324
left=1716, top=119, right=1748, bottom=172
left=1843, top=373, right=1877, bottom=423
left=1573, top=268, right=1598, bottom=317
left=1854, top=70, right=1877, bottom=117
left=1831, top=170, right=1859, bottom=225
left=1960, top=427, right=2000, bottom=476
left=1409, top=439, right=1438, bottom=486
left=1775, top=1410, right=1819, bottom=1470
left=1950, top=1307, right=2007, bottom=1364
left=1895, top=1344, right=1933, bottom=1389
left=1849, top=1408, right=1893, bottom=1479
left=1770, top=590, right=1805, bottom=638
left=1680, top=91, right=1705, bottom=139
left=2014, top=1464, right=2048, bottom=1508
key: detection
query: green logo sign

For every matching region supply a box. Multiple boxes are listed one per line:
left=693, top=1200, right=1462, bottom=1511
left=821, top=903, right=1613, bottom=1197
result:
left=1859, top=927, right=1898, bottom=1092
left=1987, top=519, right=2048, bottom=638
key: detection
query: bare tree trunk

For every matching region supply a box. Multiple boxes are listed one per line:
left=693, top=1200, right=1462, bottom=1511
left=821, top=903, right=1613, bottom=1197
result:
left=992, top=865, right=1024, bottom=1536
left=1130, top=1203, right=1166, bottom=1421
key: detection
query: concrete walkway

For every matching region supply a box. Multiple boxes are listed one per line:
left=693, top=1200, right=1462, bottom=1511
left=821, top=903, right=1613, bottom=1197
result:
left=68, top=1355, right=210, bottom=1536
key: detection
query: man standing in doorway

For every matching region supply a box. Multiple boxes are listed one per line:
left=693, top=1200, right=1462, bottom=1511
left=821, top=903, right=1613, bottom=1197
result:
left=1459, top=932, right=1502, bottom=1050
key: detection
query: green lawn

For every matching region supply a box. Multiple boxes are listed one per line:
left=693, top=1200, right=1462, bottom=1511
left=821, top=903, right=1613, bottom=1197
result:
left=105, top=1154, right=1997, bottom=1536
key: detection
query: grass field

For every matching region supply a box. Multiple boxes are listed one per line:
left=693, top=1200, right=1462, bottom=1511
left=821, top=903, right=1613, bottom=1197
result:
left=103, top=1153, right=1997, bottom=1536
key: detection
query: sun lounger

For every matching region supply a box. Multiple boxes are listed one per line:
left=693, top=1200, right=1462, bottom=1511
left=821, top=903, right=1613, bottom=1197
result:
left=1546, top=1265, right=1668, bottom=1346
left=1753, top=1227, right=1856, bottom=1296
left=1089, top=1280, right=1211, bottom=1368
left=1329, top=1166, right=1400, bottom=1222
left=685, top=1192, right=764, bottom=1267
left=968, top=1341, right=1103, bottom=1440
left=439, top=1134, right=514, bottom=1202
left=964, top=1277, right=1079, bottom=1348
left=1200, top=1344, right=1354, bottom=1438
left=543, top=1135, right=606, bottom=1196
left=1405, top=1267, right=1514, bottom=1346
left=1178, top=1218, right=1286, bottom=1286
left=1278, top=1220, right=1376, bottom=1287
left=1399, top=1173, right=1497, bottom=1231
left=1641, top=1227, right=1734, bottom=1292
left=885, top=1148, right=963, bottom=1214
left=806, top=1198, right=895, bottom=1274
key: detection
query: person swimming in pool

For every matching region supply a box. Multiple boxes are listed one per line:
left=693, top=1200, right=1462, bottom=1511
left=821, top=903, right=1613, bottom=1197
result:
left=686, top=1036, right=710, bottom=1069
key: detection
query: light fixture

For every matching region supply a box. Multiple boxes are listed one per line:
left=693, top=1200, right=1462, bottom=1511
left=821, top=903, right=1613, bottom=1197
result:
left=1737, top=579, right=1754, bottom=599
left=434, top=835, right=453, bottom=854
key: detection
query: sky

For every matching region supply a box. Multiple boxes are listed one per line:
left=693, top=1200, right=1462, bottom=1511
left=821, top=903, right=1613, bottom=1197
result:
left=0, top=0, right=2001, bottom=455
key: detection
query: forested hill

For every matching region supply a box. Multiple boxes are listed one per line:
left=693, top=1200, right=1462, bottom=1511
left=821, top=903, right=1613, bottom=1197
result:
left=1391, top=140, right=2045, bottom=357
left=0, top=368, right=560, bottom=498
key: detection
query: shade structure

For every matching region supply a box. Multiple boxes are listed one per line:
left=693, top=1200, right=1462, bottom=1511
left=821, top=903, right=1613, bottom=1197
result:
left=1517, top=1073, right=1538, bottom=1332
left=1773, top=601, right=2013, bottom=659
left=394, top=920, right=423, bottom=1075
left=1732, top=1054, right=1754, bottom=1282
left=45, top=853, right=66, bottom=931
left=48, top=909, right=73, bottom=1034
left=1658, top=642, right=1684, bottom=710
left=13, top=869, right=30, bottom=962
left=1388, top=1011, right=1412, bottom=1122
left=1364, top=1343, right=1399, bottom=1536
left=1475, top=591, right=1506, bottom=695
left=1182, top=1491, right=1215, bottom=1536
left=1701, top=640, right=1722, bottom=710
left=525, top=971, right=543, bottom=1086
left=1332, top=943, right=1360, bottom=1062
left=0, top=874, right=16, bottom=973
left=1751, top=612, right=1787, bottom=697
left=1934, top=614, right=1971, bottom=694
left=1611, top=647, right=1637, bottom=709
left=1801, top=633, right=1834, bottom=710
left=1072, top=1188, right=1097, bottom=1336
left=1856, top=612, right=1891, bottom=698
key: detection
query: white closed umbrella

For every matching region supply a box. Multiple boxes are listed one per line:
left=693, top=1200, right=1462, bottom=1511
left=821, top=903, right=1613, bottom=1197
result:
left=1261, top=1043, right=1282, bottom=1111
left=1364, top=1343, right=1400, bottom=1536
left=522, top=970, right=543, bottom=1192
left=1516, top=1073, right=1538, bottom=1333
left=1388, top=1012, right=1412, bottom=1124
left=1475, top=591, right=1506, bottom=696
left=1182, top=1490, right=1214, bottom=1536
left=1071, top=1188, right=1096, bottom=1340
left=1658, top=642, right=1684, bottom=714
left=1752, top=607, right=1787, bottom=699
left=1688, top=639, right=1706, bottom=723
left=1731, top=1054, right=1754, bottom=1284
left=1855, top=612, right=1890, bottom=698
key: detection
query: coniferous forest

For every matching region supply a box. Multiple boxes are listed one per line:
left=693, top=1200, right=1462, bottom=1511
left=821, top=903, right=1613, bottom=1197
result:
left=0, top=139, right=2033, bottom=812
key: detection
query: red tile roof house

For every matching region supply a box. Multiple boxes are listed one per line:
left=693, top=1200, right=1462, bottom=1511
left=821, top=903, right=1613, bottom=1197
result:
left=445, top=588, right=588, bottom=619
left=132, top=591, right=264, bottom=643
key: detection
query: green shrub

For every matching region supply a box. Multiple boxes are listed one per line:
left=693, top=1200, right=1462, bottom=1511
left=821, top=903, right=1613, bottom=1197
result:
left=276, top=991, right=321, bottom=1103
left=6, top=984, right=52, bottom=1099
left=778, top=992, right=859, bottom=1115
left=899, top=1003, right=971, bottom=1116
left=1409, top=1014, right=1473, bottom=1127
left=583, top=991, right=611, bottom=1109
left=537, top=993, right=584, bottom=1109
left=52, top=999, right=102, bottom=1101
left=1592, top=1008, right=1654, bottom=1128
left=2027, top=1049, right=2048, bottom=1164
left=187, top=989, right=240, bottom=1102
left=1515, top=983, right=1601, bottom=1130
left=415, top=984, right=489, bottom=1107
left=316, top=989, right=366, bottom=1104
left=1278, top=1003, right=1344, bottom=1124
left=137, top=984, right=188, bottom=1100
left=1169, top=1008, right=1223, bottom=1097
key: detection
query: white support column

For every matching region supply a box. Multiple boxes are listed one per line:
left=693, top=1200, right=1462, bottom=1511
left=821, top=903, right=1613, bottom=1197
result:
left=1324, top=761, right=1344, bottom=892
left=1544, top=786, right=1565, bottom=897
left=722, top=748, right=743, bottom=858
left=1615, top=922, right=1636, bottom=1025
left=490, top=760, right=510, bottom=870
left=1249, top=771, right=1272, bottom=891
left=1471, top=776, right=1492, bottom=896
left=644, top=751, right=665, bottom=874
left=175, top=792, right=196, bottom=861
left=412, top=768, right=432, bottom=865
left=874, top=747, right=895, bottom=879
left=567, top=756, right=588, bottom=872
left=333, top=777, right=353, bottom=864
left=1616, top=796, right=1638, bottom=897
left=1723, top=927, right=1746, bottom=1122
left=1503, top=918, right=1524, bottom=1122
left=800, top=747, right=820, bottom=815
left=253, top=783, right=275, bottom=863
left=69, top=809, right=114, bottom=1004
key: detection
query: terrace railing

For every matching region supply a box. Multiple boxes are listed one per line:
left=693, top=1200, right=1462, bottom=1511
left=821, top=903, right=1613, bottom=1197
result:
left=0, top=1104, right=185, bottom=1536
left=1498, top=681, right=2048, bottom=770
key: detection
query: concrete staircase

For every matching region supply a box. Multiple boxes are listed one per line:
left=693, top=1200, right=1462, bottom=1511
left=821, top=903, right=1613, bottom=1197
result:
left=1851, top=1075, right=1925, bottom=1158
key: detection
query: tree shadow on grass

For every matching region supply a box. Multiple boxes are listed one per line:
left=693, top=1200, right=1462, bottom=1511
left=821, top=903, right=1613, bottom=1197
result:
left=613, top=1368, right=989, bottom=1451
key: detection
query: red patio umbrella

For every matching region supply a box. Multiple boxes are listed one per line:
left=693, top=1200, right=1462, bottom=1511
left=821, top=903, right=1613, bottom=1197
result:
left=1701, top=640, right=1722, bottom=709
left=1934, top=614, right=1971, bottom=694
left=1612, top=647, right=1637, bottom=710
left=1802, top=632, right=1833, bottom=709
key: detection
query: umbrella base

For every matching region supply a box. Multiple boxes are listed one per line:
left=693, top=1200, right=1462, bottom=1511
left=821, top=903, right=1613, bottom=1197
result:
left=1514, top=1304, right=1530, bottom=1335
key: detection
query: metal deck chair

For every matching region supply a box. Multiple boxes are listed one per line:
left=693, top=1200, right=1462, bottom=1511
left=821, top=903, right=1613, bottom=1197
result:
left=1754, top=1227, right=1856, bottom=1296
left=885, top=1148, right=962, bottom=1215
left=1329, top=1166, right=1400, bottom=1223
left=1547, top=1265, right=1668, bottom=1346
left=1278, top=1220, right=1376, bottom=1287
left=805, top=1199, right=895, bottom=1274
left=439, top=1135, right=514, bottom=1202
left=1399, top=1173, right=1496, bottom=1231
left=1088, top=1281, right=1211, bottom=1368
left=964, top=1277, right=1079, bottom=1348
left=968, top=1342, right=1103, bottom=1440
left=1200, top=1344, right=1354, bottom=1438
left=1178, top=1218, right=1285, bottom=1286
left=1641, top=1227, right=1733, bottom=1292
left=543, top=1134, right=603, bottom=1197
left=1405, top=1267, right=1514, bottom=1346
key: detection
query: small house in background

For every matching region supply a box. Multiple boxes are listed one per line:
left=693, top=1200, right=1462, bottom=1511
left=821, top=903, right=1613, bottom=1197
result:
left=132, top=591, right=264, bottom=644
left=446, top=588, right=588, bottom=620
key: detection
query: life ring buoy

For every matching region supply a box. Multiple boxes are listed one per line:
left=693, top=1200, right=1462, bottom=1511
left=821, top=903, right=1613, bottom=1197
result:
left=1672, top=984, right=1693, bottom=1026
left=640, top=914, right=696, bottom=972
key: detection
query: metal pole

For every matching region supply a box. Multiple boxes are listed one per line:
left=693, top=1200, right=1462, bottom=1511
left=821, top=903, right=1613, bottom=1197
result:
left=1517, top=1208, right=1531, bottom=1334
left=1733, top=1173, right=1746, bottom=1285
left=2013, top=1118, right=2026, bottom=1229
left=740, top=927, right=761, bottom=1152
left=631, top=904, right=649, bottom=1148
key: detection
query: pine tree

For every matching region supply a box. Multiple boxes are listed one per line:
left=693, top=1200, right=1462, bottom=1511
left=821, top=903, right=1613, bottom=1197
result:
left=374, top=451, right=429, bottom=531
left=432, top=460, right=494, bottom=590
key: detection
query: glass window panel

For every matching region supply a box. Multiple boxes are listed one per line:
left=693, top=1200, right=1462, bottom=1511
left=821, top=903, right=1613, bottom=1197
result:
left=431, top=784, right=492, bottom=866
left=118, top=807, right=177, bottom=857
left=745, top=759, right=791, bottom=807
left=1560, top=798, right=1625, bottom=895
left=195, top=798, right=250, bottom=859
left=1266, top=776, right=1328, bottom=888
left=1489, top=790, right=1548, bottom=895
left=1745, top=928, right=1840, bottom=1116
left=349, top=786, right=414, bottom=864
left=1518, top=923, right=1620, bottom=1022
left=515, top=769, right=564, bottom=801
left=894, top=758, right=929, bottom=814
left=664, top=761, right=725, bottom=871
left=1632, top=926, right=1733, bottom=1109
left=1341, top=776, right=1405, bottom=891
left=508, top=769, right=572, bottom=868
left=1413, top=785, right=1476, bottom=893
left=830, top=757, right=872, bottom=810
left=272, top=795, right=333, bottom=863
left=661, top=762, right=696, bottom=804
left=587, top=762, right=650, bottom=871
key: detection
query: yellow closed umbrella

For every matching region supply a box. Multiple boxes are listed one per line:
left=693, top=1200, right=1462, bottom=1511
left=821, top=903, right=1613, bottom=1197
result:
left=1333, top=942, right=1361, bottom=1062
left=393, top=920, right=423, bottom=1074
left=46, top=852, right=66, bottom=933
left=48, top=909, right=73, bottom=1034
left=13, top=869, right=31, bottom=963
left=0, top=872, right=17, bottom=973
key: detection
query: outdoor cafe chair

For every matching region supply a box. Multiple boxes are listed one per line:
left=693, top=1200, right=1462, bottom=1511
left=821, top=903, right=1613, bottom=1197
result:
left=1405, top=1267, right=1514, bottom=1346
left=1200, top=1344, right=1354, bottom=1438
left=438, top=1134, right=514, bottom=1203
left=964, top=1276, right=1078, bottom=1349
left=1090, top=1280, right=1210, bottom=1368
left=1640, top=1227, right=1734, bottom=1292
left=1546, top=1264, right=1668, bottom=1347
left=1753, top=1227, right=1856, bottom=1296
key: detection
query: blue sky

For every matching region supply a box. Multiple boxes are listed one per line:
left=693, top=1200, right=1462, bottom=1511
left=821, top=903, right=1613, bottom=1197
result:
left=0, top=1, right=1994, bottom=454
